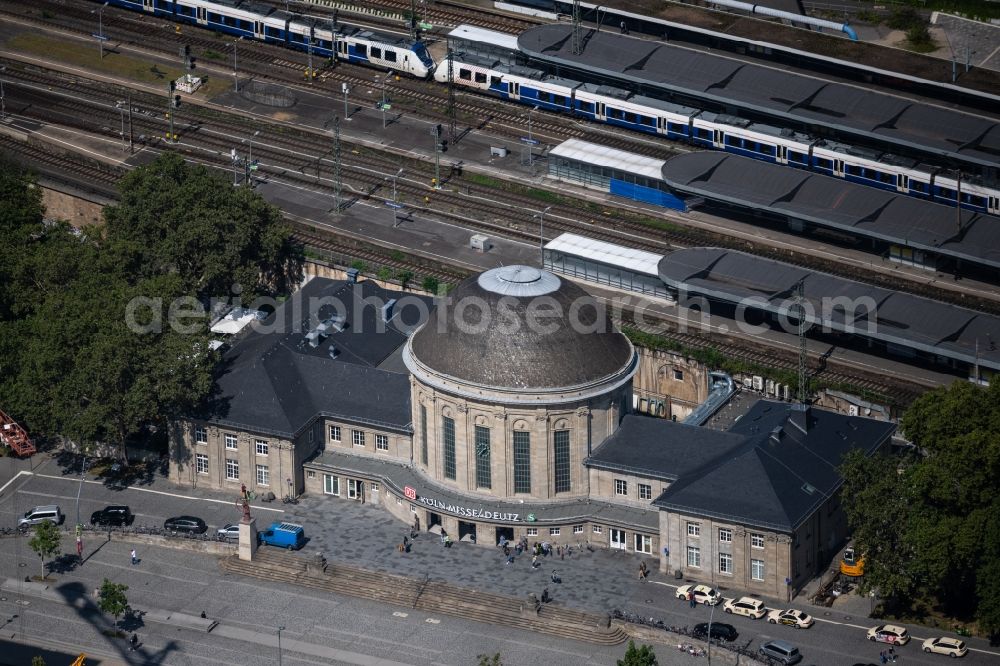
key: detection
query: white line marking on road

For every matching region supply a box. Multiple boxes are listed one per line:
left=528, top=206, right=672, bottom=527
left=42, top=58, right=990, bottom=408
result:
left=392, top=611, right=409, bottom=618
left=27, top=472, right=285, bottom=512
left=425, top=618, right=440, bottom=624
left=0, top=470, right=32, bottom=495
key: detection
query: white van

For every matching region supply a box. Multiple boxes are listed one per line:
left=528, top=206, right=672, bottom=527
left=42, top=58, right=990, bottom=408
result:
left=18, top=505, right=63, bottom=530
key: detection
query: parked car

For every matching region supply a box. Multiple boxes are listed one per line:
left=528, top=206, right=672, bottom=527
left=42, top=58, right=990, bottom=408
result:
left=90, top=505, right=133, bottom=527
left=758, top=639, right=803, bottom=665
left=723, top=596, right=767, bottom=619
left=867, top=624, right=911, bottom=645
left=18, top=505, right=63, bottom=530
left=766, top=608, right=815, bottom=629
left=217, top=524, right=241, bottom=542
left=692, top=622, right=738, bottom=642
left=258, top=522, right=305, bottom=550
left=921, top=637, right=968, bottom=658
left=676, top=584, right=722, bottom=606
left=164, top=516, right=207, bottom=534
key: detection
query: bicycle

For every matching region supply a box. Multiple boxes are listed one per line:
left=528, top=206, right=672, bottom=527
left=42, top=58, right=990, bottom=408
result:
left=282, top=495, right=299, bottom=505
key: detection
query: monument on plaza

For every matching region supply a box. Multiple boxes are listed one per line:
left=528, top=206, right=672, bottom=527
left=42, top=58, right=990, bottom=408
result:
left=237, top=483, right=258, bottom=562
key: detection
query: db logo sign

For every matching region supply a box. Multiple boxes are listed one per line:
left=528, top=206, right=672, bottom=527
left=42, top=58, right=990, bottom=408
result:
left=403, top=486, right=417, bottom=501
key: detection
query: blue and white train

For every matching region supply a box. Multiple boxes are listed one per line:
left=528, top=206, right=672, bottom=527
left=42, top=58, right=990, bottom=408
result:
left=436, top=27, right=1000, bottom=215
left=100, top=0, right=435, bottom=78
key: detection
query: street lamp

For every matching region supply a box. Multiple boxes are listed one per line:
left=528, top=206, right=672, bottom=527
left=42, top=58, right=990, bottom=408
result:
left=93, top=2, right=110, bottom=60
left=526, top=106, right=539, bottom=166
left=706, top=598, right=717, bottom=665
left=533, top=206, right=551, bottom=266
left=277, top=625, right=285, bottom=666
left=243, top=130, right=260, bottom=187
left=390, top=167, right=404, bottom=204
left=232, top=37, right=243, bottom=93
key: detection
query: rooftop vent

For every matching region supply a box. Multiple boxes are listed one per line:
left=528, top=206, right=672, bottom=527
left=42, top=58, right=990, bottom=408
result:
left=305, top=316, right=346, bottom=348
left=346, top=268, right=360, bottom=284
left=381, top=299, right=397, bottom=323
left=789, top=404, right=810, bottom=434
left=801, top=482, right=817, bottom=495
left=769, top=425, right=783, bottom=444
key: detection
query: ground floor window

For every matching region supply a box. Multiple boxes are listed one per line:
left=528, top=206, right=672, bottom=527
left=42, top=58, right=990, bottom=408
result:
left=347, top=478, right=363, bottom=500
left=634, top=534, right=652, bottom=554
left=370, top=483, right=380, bottom=492
left=255, top=464, right=269, bottom=486
left=375, top=434, right=389, bottom=451
left=751, top=558, right=765, bottom=581
left=687, top=545, right=701, bottom=567
left=573, top=525, right=584, bottom=534
left=225, top=459, right=239, bottom=481
left=719, top=552, right=733, bottom=574
left=550, top=527, right=560, bottom=536
left=196, top=454, right=208, bottom=475
left=593, top=525, right=603, bottom=534
left=323, top=474, right=339, bottom=496
left=526, top=527, right=537, bottom=536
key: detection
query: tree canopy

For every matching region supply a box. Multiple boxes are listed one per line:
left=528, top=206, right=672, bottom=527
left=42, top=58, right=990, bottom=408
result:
left=841, top=380, right=1000, bottom=636
left=617, top=640, right=657, bottom=666
left=27, top=521, right=61, bottom=579
left=97, top=579, right=130, bottom=626
left=0, top=153, right=301, bottom=460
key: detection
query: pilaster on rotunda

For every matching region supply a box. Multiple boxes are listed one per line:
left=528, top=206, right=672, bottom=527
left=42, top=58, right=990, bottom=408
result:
left=403, top=266, right=638, bottom=501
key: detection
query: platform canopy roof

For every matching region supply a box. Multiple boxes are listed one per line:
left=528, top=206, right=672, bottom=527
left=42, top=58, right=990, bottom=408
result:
left=519, top=24, right=1000, bottom=170
left=545, top=232, right=663, bottom=277
left=550, top=138, right=667, bottom=181
left=657, top=247, right=1000, bottom=371
left=661, top=151, right=1000, bottom=270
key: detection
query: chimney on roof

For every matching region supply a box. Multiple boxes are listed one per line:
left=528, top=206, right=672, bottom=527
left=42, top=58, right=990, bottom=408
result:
left=381, top=298, right=397, bottom=323
left=346, top=268, right=360, bottom=284
left=769, top=425, right=783, bottom=444
left=789, top=403, right=810, bottom=434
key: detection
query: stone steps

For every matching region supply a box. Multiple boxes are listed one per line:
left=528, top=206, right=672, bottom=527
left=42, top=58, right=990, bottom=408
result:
left=219, top=553, right=627, bottom=645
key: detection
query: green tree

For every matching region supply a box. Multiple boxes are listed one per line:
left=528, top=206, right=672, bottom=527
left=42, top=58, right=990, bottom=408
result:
left=97, top=579, right=130, bottom=627
left=476, top=654, right=501, bottom=666
left=102, top=153, right=302, bottom=301
left=617, top=640, right=657, bottom=666
left=841, top=380, right=1000, bottom=633
left=27, top=521, right=61, bottom=579
left=31, top=656, right=45, bottom=666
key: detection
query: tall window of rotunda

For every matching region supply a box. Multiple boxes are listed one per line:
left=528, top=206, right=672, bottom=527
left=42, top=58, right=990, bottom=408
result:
left=512, top=423, right=531, bottom=494
left=474, top=424, right=491, bottom=489
left=553, top=426, right=571, bottom=494
left=442, top=411, right=456, bottom=480
left=420, top=404, right=428, bottom=466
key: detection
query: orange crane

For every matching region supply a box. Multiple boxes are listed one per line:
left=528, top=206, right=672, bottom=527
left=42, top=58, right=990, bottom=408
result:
left=0, top=408, right=35, bottom=457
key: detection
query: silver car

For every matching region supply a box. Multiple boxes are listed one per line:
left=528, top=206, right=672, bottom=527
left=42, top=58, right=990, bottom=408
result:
left=217, top=523, right=241, bottom=542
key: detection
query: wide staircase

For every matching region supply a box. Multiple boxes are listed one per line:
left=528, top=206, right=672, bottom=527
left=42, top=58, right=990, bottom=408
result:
left=220, top=551, right=627, bottom=645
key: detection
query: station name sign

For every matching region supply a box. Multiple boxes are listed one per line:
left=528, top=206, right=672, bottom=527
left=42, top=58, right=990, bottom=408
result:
left=405, top=486, right=520, bottom=522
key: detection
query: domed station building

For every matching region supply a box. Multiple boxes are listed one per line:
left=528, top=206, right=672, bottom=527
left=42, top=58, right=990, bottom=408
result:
left=171, top=265, right=895, bottom=594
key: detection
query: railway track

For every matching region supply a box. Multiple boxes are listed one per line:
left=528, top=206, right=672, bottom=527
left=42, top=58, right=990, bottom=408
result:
left=0, top=94, right=928, bottom=406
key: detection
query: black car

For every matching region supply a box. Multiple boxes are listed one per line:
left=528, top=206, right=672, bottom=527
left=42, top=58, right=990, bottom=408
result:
left=163, top=515, right=207, bottom=534
left=692, top=622, right=739, bottom=642
left=90, top=505, right=133, bottom=527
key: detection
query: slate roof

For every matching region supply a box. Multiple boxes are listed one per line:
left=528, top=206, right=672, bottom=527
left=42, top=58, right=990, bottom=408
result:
left=661, top=151, right=1000, bottom=270
left=518, top=24, right=1000, bottom=169
left=409, top=268, right=634, bottom=390
left=585, top=415, right=746, bottom=481
left=657, top=247, right=1000, bottom=371
left=651, top=402, right=896, bottom=532
left=202, top=278, right=431, bottom=438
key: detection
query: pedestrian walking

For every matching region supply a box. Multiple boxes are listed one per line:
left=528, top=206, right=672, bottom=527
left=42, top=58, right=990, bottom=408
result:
left=638, top=561, right=648, bottom=582
left=531, top=554, right=539, bottom=568
left=130, top=633, right=138, bottom=652
left=688, top=591, right=696, bottom=608
left=880, top=653, right=887, bottom=665
left=76, top=537, right=83, bottom=561
left=130, top=548, right=138, bottom=566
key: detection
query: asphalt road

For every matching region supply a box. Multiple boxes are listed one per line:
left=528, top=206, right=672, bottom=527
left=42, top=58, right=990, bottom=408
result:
left=1, top=454, right=998, bottom=665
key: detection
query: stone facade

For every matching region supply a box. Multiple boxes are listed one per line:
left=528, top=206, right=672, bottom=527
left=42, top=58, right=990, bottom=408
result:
left=632, top=348, right=710, bottom=421
left=587, top=468, right=669, bottom=508
left=659, top=490, right=849, bottom=599
left=410, top=377, right=631, bottom=501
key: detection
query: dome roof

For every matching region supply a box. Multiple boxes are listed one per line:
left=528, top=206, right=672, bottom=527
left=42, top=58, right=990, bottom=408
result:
left=408, top=266, right=634, bottom=390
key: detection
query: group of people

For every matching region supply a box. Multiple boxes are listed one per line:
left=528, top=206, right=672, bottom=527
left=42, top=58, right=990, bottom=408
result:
left=880, top=647, right=898, bottom=664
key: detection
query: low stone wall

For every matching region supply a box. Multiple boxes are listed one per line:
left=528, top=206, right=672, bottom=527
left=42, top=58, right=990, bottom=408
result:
left=65, top=532, right=236, bottom=556
left=614, top=620, right=764, bottom=665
